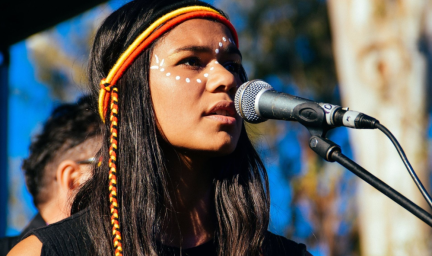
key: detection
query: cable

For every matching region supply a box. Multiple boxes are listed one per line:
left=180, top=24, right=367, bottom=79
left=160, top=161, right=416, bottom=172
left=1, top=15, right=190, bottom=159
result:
left=375, top=122, right=432, bottom=209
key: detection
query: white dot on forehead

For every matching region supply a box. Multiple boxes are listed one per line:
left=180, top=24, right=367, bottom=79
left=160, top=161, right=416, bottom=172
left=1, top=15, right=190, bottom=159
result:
left=215, top=49, right=219, bottom=54
left=166, top=73, right=170, bottom=76
left=204, top=73, right=209, bottom=77
left=176, top=76, right=180, bottom=80
left=219, top=42, right=222, bottom=47
left=186, top=78, right=190, bottom=83
left=160, top=68, right=165, bottom=72
left=215, top=61, right=218, bottom=64
left=223, top=37, right=227, bottom=41
left=210, top=67, right=214, bottom=71
left=150, top=66, right=159, bottom=69
left=197, top=79, right=202, bottom=83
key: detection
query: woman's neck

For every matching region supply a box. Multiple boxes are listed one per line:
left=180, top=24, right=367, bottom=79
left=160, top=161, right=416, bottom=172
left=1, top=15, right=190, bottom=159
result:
left=160, top=148, right=216, bottom=249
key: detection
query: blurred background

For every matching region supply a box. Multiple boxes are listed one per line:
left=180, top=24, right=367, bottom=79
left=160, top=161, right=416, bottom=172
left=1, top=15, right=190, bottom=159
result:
left=1, top=0, right=432, bottom=255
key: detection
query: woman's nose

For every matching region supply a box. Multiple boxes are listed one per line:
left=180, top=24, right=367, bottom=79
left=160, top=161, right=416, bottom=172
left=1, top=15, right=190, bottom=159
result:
left=205, top=62, right=237, bottom=95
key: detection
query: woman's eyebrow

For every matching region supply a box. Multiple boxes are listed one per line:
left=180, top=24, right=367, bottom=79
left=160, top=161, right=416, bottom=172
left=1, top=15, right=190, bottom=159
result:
left=226, top=45, right=242, bottom=58
left=169, top=45, right=242, bottom=58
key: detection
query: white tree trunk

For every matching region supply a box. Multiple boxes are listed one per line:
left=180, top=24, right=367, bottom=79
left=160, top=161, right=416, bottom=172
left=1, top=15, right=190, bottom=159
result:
left=327, top=0, right=430, bottom=255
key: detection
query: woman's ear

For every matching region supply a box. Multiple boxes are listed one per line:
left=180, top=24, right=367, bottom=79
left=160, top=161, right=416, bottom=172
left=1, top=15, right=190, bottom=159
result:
left=55, top=160, right=82, bottom=192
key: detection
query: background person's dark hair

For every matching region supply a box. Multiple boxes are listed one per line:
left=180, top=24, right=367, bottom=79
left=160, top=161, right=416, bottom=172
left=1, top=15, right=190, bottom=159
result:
left=72, top=1, right=268, bottom=255
left=22, top=95, right=101, bottom=207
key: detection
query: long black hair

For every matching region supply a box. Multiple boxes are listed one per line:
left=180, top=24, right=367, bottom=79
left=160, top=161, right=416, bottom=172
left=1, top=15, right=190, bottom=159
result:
left=72, top=1, right=269, bottom=255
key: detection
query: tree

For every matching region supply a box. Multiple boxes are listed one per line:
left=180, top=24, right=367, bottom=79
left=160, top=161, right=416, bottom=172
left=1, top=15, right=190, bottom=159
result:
left=328, top=0, right=431, bottom=255
left=26, top=5, right=110, bottom=101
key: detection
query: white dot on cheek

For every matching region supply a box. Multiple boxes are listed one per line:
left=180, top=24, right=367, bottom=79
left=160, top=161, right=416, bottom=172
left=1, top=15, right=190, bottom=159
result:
left=215, top=61, right=218, bottom=64
left=166, top=73, right=170, bottom=76
left=176, top=76, right=180, bottom=80
left=215, top=49, right=219, bottom=54
left=186, top=78, right=190, bottom=83
left=210, top=67, right=214, bottom=71
left=223, top=37, right=227, bottom=42
left=219, top=42, right=222, bottom=47
left=197, top=79, right=202, bottom=83
left=160, top=68, right=165, bottom=72
left=204, top=73, right=209, bottom=77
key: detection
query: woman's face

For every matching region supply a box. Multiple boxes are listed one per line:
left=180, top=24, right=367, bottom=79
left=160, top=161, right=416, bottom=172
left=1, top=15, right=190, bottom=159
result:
left=149, top=19, right=243, bottom=156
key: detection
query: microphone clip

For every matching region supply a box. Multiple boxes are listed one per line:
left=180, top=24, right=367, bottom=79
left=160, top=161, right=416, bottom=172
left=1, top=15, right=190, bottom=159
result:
left=293, top=102, right=331, bottom=137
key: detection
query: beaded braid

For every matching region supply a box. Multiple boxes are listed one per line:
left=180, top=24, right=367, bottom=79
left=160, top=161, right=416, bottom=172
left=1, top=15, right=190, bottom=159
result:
left=107, top=86, right=122, bottom=256
left=97, top=6, right=238, bottom=256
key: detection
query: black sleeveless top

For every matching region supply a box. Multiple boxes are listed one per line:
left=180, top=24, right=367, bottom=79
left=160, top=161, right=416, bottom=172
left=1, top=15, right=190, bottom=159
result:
left=0, top=213, right=46, bottom=256
left=29, top=210, right=308, bottom=255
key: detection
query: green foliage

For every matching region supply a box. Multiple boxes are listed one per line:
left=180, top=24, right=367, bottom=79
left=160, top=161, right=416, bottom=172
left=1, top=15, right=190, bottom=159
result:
left=218, top=0, right=337, bottom=101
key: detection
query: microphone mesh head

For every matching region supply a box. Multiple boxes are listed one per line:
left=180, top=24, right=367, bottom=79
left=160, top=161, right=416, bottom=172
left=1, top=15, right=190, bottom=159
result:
left=234, top=80, right=273, bottom=123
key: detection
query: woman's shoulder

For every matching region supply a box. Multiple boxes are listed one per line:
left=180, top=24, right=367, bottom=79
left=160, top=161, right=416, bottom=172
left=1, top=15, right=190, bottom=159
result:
left=7, top=235, right=42, bottom=256
left=263, top=231, right=312, bottom=256
left=12, top=209, right=92, bottom=256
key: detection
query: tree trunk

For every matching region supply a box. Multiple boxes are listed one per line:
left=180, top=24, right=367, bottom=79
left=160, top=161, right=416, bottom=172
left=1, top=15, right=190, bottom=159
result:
left=327, top=0, right=430, bottom=255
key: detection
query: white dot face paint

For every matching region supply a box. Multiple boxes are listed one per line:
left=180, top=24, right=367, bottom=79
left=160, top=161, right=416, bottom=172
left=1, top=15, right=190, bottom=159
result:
left=152, top=43, right=234, bottom=97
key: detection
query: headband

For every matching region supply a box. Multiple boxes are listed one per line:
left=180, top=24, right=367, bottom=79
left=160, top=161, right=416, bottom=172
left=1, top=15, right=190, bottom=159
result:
left=98, top=6, right=239, bottom=256
left=98, top=6, right=238, bottom=121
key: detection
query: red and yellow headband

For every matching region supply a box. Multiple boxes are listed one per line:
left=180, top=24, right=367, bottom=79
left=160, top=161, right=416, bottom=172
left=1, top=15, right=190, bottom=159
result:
left=98, top=6, right=238, bottom=122
left=98, top=6, right=238, bottom=256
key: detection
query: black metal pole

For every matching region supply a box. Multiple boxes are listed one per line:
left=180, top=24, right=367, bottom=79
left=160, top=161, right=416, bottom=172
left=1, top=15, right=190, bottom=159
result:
left=308, top=135, right=432, bottom=227
left=331, top=150, right=432, bottom=227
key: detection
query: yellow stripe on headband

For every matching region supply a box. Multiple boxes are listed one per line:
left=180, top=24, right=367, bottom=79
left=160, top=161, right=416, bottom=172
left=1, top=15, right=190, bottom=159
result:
left=105, top=6, right=220, bottom=85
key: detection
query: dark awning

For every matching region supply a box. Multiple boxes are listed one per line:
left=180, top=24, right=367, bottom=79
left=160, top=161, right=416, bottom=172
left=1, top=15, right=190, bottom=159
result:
left=0, top=0, right=107, bottom=49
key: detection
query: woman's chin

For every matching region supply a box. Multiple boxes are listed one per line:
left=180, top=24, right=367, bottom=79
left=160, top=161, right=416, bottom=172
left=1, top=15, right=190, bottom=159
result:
left=175, top=142, right=237, bottom=158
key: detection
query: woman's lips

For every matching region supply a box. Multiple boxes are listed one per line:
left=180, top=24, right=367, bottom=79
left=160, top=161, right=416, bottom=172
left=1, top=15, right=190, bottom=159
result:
left=205, top=101, right=237, bottom=125
left=205, top=115, right=237, bottom=125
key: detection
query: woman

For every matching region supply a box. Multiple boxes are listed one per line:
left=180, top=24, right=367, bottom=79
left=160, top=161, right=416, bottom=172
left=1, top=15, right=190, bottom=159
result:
left=9, top=0, right=311, bottom=255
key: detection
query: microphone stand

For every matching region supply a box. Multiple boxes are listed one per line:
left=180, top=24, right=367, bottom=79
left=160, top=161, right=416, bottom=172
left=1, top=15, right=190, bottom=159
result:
left=291, top=102, right=432, bottom=227
left=308, top=135, right=432, bottom=227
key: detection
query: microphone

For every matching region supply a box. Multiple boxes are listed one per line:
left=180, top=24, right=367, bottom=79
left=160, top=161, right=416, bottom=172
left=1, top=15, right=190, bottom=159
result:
left=234, top=80, right=378, bottom=130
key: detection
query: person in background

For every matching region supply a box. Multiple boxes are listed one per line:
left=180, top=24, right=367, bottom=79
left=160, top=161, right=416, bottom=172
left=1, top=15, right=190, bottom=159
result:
left=0, top=95, right=101, bottom=255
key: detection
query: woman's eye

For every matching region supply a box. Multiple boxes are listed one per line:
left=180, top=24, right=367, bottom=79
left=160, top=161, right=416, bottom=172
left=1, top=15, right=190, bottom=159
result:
left=180, top=57, right=201, bottom=67
left=223, top=62, right=242, bottom=75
